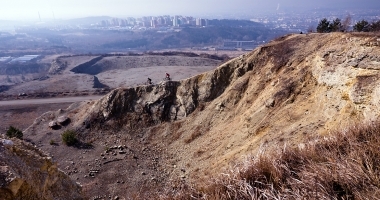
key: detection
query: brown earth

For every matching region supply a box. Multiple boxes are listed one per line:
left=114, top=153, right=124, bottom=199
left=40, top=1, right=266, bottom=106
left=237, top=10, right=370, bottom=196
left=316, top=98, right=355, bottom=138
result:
left=0, top=103, right=72, bottom=133
left=0, top=137, right=83, bottom=200
left=0, top=95, right=103, bottom=132
left=11, top=32, right=380, bottom=199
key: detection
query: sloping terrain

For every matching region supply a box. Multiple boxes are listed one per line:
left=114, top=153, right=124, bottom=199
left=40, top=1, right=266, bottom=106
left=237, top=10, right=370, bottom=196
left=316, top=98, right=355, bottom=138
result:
left=24, top=32, right=380, bottom=198
left=0, top=138, right=83, bottom=200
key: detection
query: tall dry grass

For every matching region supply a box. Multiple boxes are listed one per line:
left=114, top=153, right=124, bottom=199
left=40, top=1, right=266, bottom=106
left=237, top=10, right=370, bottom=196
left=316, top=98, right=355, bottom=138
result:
left=161, top=121, right=380, bottom=199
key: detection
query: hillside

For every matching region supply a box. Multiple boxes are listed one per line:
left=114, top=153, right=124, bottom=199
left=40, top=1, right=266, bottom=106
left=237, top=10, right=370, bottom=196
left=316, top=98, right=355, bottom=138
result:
left=0, top=137, right=83, bottom=200
left=23, top=32, right=380, bottom=198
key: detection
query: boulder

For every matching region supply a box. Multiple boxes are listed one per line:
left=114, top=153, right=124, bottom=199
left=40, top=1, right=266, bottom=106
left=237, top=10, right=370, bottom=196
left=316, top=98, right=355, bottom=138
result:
left=57, top=116, right=70, bottom=126
left=1, top=139, right=14, bottom=147
left=48, top=121, right=60, bottom=129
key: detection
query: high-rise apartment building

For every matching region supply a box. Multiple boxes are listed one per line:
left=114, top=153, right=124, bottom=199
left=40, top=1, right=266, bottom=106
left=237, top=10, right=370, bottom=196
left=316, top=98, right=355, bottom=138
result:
left=173, top=16, right=179, bottom=27
left=196, top=18, right=208, bottom=26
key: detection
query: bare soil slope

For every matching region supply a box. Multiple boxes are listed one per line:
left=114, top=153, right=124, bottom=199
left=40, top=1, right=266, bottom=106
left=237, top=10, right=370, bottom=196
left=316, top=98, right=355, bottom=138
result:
left=0, top=137, right=83, bottom=200
left=24, top=33, right=380, bottom=199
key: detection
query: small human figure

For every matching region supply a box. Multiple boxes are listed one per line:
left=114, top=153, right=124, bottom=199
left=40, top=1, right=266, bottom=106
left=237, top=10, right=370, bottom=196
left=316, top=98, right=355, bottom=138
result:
left=147, top=77, right=152, bottom=84
left=165, top=73, right=170, bottom=80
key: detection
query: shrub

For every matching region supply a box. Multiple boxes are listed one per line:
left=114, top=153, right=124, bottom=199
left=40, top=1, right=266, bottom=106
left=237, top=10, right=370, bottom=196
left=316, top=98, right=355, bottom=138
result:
left=49, top=139, right=56, bottom=145
left=184, top=126, right=202, bottom=144
left=61, top=130, right=78, bottom=146
left=329, top=18, right=343, bottom=32
left=6, top=126, right=23, bottom=139
left=316, top=18, right=343, bottom=33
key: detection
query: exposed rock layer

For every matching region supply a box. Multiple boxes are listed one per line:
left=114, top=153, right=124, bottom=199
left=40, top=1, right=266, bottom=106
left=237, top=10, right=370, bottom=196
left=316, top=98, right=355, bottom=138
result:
left=0, top=138, right=83, bottom=200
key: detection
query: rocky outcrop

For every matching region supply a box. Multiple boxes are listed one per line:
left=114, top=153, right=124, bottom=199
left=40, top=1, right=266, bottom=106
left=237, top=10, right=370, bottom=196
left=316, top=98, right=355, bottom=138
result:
left=48, top=59, right=67, bottom=75
left=0, top=138, right=83, bottom=200
left=73, top=53, right=252, bottom=129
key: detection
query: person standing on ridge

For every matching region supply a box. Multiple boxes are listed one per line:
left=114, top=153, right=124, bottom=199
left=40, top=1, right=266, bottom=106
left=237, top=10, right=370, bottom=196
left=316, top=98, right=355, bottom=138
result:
left=165, top=73, right=170, bottom=80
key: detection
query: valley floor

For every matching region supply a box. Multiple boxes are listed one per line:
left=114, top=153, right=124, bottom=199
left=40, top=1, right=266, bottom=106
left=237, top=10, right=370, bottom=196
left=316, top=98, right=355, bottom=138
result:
left=0, top=102, right=72, bottom=132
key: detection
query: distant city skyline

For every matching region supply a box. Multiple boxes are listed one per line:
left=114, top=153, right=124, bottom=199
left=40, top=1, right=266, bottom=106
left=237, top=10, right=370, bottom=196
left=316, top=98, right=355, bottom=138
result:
left=0, top=0, right=379, bottom=21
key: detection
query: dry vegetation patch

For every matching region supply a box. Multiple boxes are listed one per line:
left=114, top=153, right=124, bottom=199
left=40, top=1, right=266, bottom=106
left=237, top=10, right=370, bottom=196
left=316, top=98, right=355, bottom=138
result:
left=162, top=121, right=380, bottom=199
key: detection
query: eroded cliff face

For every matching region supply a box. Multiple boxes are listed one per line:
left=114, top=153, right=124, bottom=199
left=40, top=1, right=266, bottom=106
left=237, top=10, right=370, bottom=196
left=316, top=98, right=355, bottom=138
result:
left=81, top=33, right=380, bottom=135
left=71, top=52, right=251, bottom=128
left=0, top=138, right=83, bottom=200
left=24, top=32, right=380, bottom=198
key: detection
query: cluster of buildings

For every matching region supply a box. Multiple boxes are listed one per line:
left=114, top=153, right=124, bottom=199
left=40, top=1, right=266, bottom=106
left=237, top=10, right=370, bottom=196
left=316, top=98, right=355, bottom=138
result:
left=98, top=15, right=208, bottom=29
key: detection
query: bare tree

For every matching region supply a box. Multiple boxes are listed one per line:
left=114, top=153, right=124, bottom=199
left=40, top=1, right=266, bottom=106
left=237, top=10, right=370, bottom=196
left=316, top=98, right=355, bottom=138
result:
left=307, top=25, right=314, bottom=33
left=342, top=14, right=352, bottom=32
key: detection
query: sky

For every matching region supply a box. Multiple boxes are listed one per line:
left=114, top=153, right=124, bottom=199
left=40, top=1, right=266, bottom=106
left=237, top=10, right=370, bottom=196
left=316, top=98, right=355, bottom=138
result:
left=0, top=0, right=379, bottom=21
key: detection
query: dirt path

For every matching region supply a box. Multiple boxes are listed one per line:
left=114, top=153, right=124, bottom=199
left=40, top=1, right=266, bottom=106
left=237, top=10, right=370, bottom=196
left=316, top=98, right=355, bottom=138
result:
left=0, top=95, right=103, bottom=132
left=0, top=95, right=103, bottom=106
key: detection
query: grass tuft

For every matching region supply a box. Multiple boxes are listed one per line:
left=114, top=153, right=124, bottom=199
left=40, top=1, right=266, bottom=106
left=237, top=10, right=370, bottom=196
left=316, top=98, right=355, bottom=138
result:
left=61, top=130, right=78, bottom=146
left=162, top=120, right=380, bottom=199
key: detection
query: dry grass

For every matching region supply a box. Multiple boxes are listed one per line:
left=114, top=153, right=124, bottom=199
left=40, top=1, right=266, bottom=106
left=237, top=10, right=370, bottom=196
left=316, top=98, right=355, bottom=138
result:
left=184, top=126, right=202, bottom=144
left=169, top=121, right=184, bottom=142
left=268, top=36, right=296, bottom=73
left=341, top=92, right=350, bottom=100
left=161, top=120, right=380, bottom=199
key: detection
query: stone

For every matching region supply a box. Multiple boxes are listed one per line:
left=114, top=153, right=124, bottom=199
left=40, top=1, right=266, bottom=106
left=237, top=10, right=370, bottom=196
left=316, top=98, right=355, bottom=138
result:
left=48, top=121, right=60, bottom=129
left=57, top=116, right=70, bottom=126
left=2, top=139, right=14, bottom=147
left=265, top=98, right=275, bottom=107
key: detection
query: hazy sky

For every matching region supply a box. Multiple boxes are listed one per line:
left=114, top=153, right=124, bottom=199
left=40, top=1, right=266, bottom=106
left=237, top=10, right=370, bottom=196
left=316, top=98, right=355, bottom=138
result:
left=1, top=0, right=379, bottom=21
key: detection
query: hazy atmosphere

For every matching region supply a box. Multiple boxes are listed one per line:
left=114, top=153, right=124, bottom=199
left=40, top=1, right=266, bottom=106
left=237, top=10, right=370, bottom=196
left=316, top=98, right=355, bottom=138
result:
left=1, top=0, right=379, bottom=20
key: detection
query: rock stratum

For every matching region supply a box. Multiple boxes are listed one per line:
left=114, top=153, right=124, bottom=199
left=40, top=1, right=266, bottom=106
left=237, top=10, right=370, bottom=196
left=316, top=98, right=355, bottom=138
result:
left=24, top=32, right=380, bottom=198
left=0, top=138, right=83, bottom=200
